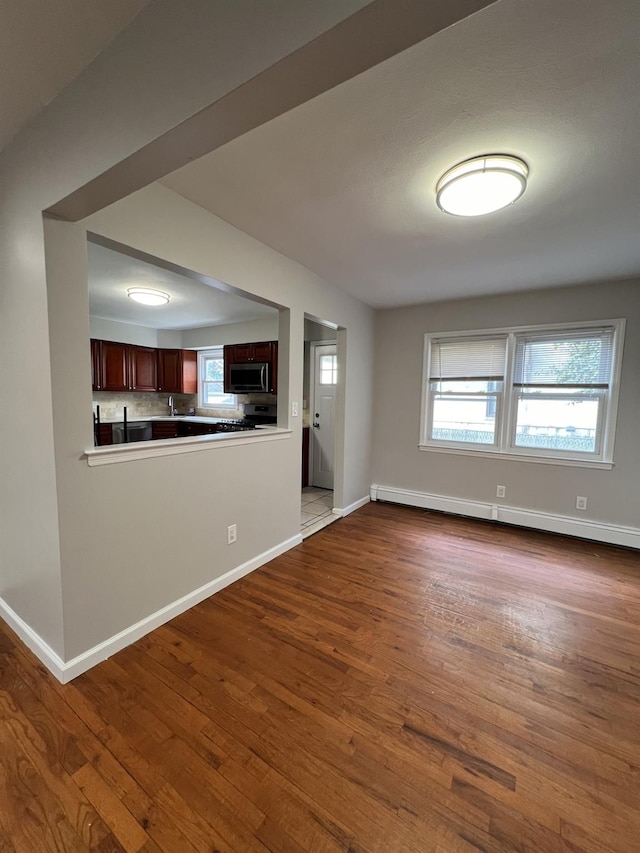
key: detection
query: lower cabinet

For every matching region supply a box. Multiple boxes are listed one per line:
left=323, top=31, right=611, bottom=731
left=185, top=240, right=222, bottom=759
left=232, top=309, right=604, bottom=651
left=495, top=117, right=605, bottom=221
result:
left=94, top=423, right=113, bottom=446
left=151, top=421, right=219, bottom=440
left=177, top=422, right=218, bottom=437
left=152, top=422, right=180, bottom=440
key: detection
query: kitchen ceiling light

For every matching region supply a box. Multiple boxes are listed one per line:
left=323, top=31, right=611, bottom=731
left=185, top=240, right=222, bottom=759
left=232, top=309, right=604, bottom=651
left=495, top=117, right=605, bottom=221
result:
left=127, top=287, right=170, bottom=306
left=436, top=154, right=528, bottom=217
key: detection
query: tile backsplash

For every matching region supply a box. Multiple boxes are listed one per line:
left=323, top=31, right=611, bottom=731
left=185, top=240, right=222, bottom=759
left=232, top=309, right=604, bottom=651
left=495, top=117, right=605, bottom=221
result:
left=93, top=392, right=197, bottom=420
left=93, top=391, right=277, bottom=421
left=195, top=392, right=277, bottom=420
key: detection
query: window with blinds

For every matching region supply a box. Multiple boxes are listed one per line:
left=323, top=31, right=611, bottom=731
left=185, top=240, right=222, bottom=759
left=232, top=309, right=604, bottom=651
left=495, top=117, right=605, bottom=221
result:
left=428, top=337, right=507, bottom=445
left=511, top=328, right=615, bottom=455
left=422, top=321, right=624, bottom=463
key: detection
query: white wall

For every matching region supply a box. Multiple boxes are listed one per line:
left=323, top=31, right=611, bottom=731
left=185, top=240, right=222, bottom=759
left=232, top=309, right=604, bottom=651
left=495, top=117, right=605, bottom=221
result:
left=0, top=0, right=372, bottom=665
left=182, top=317, right=279, bottom=349
left=45, top=183, right=374, bottom=660
left=89, top=315, right=279, bottom=349
left=90, top=316, right=159, bottom=346
left=371, top=279, right=640, bottom=529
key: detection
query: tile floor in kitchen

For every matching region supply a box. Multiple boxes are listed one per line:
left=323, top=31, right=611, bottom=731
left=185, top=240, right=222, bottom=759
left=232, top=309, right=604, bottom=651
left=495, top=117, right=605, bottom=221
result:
left=301, top=487, right=335, bottom=537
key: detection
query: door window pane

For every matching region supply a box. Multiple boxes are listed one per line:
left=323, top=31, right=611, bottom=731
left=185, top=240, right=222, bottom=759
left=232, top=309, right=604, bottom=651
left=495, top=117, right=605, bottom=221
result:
left=319, top=354, right=337, bottom=385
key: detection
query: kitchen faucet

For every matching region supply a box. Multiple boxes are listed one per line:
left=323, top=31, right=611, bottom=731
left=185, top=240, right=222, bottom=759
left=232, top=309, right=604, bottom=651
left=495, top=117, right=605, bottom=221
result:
left=168, top=395, right=175, bottom=416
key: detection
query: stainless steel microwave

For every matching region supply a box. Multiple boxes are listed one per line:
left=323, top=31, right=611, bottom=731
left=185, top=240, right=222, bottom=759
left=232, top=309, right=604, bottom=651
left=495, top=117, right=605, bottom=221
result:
left=228, top=362, right=270, bottom=393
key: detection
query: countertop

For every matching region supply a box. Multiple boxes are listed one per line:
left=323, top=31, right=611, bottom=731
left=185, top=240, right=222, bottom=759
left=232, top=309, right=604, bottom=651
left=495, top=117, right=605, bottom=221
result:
left=97, top=415, right=244, bottom=425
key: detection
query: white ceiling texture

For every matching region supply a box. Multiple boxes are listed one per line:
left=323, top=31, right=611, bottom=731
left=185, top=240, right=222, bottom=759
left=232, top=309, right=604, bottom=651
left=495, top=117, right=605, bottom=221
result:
left=87, top=241, right=277, bottom=330
left=6, top=1, right=638, bottom=314
left=162, top=0, right=640, bottom=308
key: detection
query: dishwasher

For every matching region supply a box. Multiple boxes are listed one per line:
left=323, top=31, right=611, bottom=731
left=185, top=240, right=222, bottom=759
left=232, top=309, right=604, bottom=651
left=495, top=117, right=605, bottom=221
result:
left=112, top=422, right=153, bottom=443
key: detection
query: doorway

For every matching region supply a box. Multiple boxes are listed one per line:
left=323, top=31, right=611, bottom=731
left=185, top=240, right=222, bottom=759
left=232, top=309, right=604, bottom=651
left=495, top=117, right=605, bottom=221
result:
left=301, top=318, right=339, bottom=536
left=310, top=342, right=337, bottom=489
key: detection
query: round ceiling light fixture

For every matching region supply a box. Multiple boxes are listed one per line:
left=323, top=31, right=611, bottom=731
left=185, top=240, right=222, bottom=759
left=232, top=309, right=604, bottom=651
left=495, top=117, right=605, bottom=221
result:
left=436, top=154, right=529, bottom=217
left=127, top=287, right=170, bottom=306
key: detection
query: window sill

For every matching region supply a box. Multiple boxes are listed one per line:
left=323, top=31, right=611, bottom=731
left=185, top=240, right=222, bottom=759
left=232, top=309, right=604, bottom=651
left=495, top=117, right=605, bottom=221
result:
left=418, top=444, right=614, bottom=470
left=86, top=428, right=291, bottom=467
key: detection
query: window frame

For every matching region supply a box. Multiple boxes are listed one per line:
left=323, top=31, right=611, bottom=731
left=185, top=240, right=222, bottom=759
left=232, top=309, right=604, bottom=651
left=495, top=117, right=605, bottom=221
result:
left=420, top=319, right=625, bottom=468
left=198, top=348, right=237, bottom=410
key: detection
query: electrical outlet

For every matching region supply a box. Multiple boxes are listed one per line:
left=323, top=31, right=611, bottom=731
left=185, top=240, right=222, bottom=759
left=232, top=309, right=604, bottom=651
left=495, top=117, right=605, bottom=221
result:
left=292, top=401, right=299, bottom=417
left=496, top=485, right=506, bottom=498
left=227, top=523, right=237, bottom=544
left=576, top=496, right=587, bottom=511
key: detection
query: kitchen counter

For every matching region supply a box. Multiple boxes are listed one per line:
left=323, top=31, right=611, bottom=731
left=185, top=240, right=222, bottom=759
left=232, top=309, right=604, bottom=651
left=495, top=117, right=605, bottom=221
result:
left=85, top=424, right=291, bottom=466
left=96, top=415, right=237, bottom=425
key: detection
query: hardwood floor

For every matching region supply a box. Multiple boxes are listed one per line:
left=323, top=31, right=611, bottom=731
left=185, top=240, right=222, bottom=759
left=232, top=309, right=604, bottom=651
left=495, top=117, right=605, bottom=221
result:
left=1, top=501, right=640, bottom=852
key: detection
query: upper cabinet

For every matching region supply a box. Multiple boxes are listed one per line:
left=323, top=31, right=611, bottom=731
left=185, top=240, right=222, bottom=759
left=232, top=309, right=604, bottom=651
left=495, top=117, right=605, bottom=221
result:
left=91, top=339, right=103, bottom=391
left=223, top=340, right=278, bottom=394
left=229, top=341, right=274, bottom=363
left=130, top=346, right=158, bottom=392
left=97, top=340, right=130, bottom=392
left=91, top=339, right=195, bottom=394
left=157, top=348, right=197, bottom=394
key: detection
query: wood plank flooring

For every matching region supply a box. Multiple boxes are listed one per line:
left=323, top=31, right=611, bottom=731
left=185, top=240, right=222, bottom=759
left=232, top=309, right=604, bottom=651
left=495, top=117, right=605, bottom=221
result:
left=1, top=501, right=640, bottom=852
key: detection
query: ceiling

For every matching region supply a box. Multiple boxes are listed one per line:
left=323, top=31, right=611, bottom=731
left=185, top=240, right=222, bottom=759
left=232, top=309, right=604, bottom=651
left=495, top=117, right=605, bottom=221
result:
left=87, top=242, right=277, bottom=330
left=0, top=0, right=149, bottom=152
left=162, top=0, right=640, bottom=308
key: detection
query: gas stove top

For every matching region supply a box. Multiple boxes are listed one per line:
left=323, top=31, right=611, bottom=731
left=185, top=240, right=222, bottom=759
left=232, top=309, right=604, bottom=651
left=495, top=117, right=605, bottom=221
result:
left=215, top=420, right=256, bottom=432
left=215, top=405, right=277, bottom=432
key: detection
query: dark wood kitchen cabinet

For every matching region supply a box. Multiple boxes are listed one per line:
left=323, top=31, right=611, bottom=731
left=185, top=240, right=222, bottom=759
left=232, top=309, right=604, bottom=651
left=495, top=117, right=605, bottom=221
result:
left=130, top=346, right=157, bottom=392
left=99, top=340, right=130, bottom=392
left=91, top=339, right=102, bottom=390
left=177, top=421, right=218, bottom=437
left=228, top=341, right=274, bottom=363
left=157, top=349, right=197, bottom=394
left=151, top=421, right=179, bottom=440
left=94, top=423, right=113, bottom=446
left=92, top=340, right=158, bottom=392
left=223, top=340, right=278, bottom=394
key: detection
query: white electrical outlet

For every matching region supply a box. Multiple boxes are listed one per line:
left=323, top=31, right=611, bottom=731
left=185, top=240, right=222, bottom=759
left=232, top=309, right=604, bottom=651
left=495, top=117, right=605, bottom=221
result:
left=292, top=401, right=299, bottom=417
left=227, top=523, right=237, bottom=544
left=576, top=496, right=588, bottom=511
left=496, top=485, right=506, bottom=498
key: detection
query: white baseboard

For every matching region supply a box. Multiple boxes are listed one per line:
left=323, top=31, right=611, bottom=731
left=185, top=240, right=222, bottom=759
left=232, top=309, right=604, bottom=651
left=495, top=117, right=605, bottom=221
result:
left=0, top=533, right=302, bottom=684
left=0, top=599, right=68, bottom=682
left=333, top=494, right=370, bottom=517
left=370, top=484, right=640, bottom=550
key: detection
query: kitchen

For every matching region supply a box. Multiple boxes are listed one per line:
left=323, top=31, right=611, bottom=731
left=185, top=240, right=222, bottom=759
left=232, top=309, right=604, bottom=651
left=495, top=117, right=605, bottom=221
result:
left=87, top=237, right=283, bottom=453
left=86, top=237, right=337, bottom=533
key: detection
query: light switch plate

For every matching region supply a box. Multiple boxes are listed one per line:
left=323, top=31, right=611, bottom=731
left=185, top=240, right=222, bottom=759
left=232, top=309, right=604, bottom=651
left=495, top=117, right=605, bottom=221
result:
left=292, top=401, right=299, bottom=417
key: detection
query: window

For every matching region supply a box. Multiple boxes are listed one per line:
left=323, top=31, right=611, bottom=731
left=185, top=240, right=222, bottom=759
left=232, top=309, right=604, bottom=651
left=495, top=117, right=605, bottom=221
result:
left=421, top=321, right=624, bottom=465
left=198, top=348, right=236, bottom=409
left=319, top=353, right=338, bottom=385
left=428, top=336, right=507, bottom=446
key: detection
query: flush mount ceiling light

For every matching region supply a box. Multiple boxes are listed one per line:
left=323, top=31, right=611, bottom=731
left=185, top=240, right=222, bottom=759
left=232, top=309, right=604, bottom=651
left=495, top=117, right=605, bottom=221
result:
left=436, top=154, right=529, bottom=217
left=127, top=287, right=170, bottom=306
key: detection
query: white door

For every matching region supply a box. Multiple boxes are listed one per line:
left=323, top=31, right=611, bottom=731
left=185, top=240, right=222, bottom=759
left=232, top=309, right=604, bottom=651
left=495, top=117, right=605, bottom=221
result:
left=311, top=343, right=337, bottom=489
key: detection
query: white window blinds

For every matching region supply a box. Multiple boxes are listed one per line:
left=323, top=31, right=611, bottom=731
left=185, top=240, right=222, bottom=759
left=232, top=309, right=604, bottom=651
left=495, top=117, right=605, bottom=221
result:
left=513, top=327, right=615, bottom=388
left=429, top=337, right=507, bottom=381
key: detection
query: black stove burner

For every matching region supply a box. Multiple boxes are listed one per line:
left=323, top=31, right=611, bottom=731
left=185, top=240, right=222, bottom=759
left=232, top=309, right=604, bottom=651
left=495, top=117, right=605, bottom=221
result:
left=216, top=420, right=256, bottom=433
